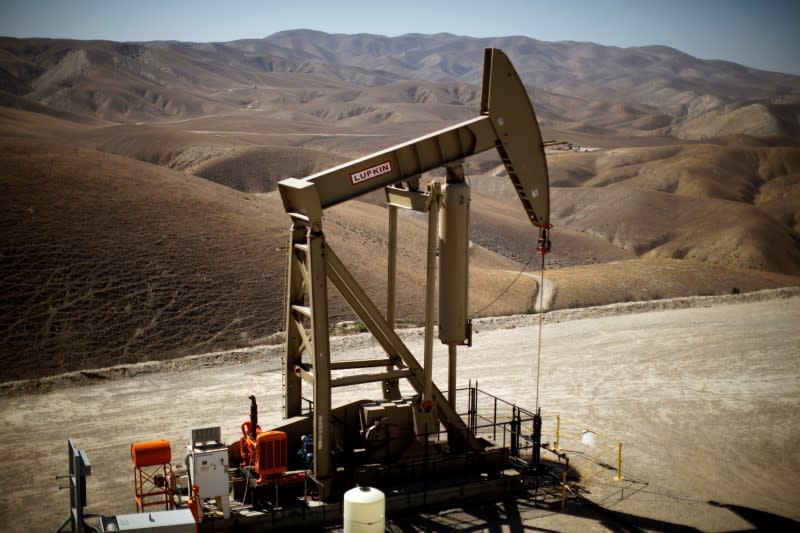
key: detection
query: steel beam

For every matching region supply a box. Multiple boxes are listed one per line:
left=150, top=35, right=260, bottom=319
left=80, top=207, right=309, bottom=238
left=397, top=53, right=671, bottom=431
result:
left=306, top=226, right=332, bottom=499
left=283, top=223, right=307, bottom=419
left=325, top=245, right=482, bottom=452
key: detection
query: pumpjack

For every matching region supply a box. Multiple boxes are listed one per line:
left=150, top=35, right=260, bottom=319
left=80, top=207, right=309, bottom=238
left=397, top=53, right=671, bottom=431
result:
left=71, top=48, right=554, bottom=532
left=276, top=47, right=551, bottom=500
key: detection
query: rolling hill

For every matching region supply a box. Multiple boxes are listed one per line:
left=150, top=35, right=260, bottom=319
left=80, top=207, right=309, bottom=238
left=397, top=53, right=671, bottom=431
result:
left=0, top=117, right=537, bottom=380
left=1, top=31, right=799, bottom=381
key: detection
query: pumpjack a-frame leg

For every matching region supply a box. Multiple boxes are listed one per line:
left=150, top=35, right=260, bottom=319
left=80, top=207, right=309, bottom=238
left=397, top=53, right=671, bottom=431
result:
left=284, top=217, right=333, bottom=498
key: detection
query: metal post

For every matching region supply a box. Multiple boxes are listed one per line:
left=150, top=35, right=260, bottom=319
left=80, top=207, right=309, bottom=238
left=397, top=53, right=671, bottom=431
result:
left=387, top=205, right=397, bottom=328
left=448, top=344, right=457, bottom=408
left=471, top=385, right=478, bottom=431
left=492, top=397, right=497, bottom=442
left=440, top=165, right=470, bottom=408
left=57, top=439, right=91, bottom=533
left=423, top=424, right=430, bottom=506
left=510, top=406, right=520, bottom=458
left=532, top=407, right=542, bottom=472
left=384, top=205, right=400, bottom=401
left=615, top=442, right=624, bottom=481
left=555, top=414, right=561, bottom=451
left=283, top=222, right=307, bottom=418
left=422, top=183, right=440, bottom=406
left=307, top=222, right=333, bottom=499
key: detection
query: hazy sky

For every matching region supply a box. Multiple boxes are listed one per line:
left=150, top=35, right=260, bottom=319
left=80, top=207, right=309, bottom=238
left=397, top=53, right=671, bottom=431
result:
left=2, top=0, right=799, bottom=75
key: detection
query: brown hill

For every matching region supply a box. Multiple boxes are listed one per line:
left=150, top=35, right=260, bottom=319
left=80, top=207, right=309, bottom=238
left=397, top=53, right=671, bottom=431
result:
left=0, top=124, right=537, bottom=381
left=194, top=145, right=350, bottom=191
left=673, top=101, right=800, bottom=140
left=75, top=123, right=245, bottom=170
left=573, top=144, right=800, bottom=203
left=0, top=135, right=286, bottom=380
left=1, top=33, right=799, bottom=382
left=543, top=258, right=800, bottom=310
left=468, top=140, right=800, bottom=274
left=550, top=186, right=800, bottom=274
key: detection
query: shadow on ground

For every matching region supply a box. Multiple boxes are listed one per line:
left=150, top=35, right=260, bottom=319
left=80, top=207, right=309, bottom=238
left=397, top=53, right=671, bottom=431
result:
left=383, top=493, right=800, bottom=532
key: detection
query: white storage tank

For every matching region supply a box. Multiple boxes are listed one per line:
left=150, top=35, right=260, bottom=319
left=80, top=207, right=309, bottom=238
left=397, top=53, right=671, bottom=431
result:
left=343, top=486, right=385, bottom=533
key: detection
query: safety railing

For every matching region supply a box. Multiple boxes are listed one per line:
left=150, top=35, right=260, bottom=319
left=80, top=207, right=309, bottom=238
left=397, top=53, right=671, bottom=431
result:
left=459, top=383, right=539, bottom=459
left=452, top=383, right=626, bottom=511
left=548, top=414, right=624, bottom=484
left=303, top=384, right=624, bottom=493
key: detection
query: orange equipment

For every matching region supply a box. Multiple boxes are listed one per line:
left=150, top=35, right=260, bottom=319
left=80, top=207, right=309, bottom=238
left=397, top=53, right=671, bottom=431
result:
left=131, top=439, right=176, bottom=512
left=187, top=484, right=203, bottom=532
left=239, top=396, right=289, bottom=484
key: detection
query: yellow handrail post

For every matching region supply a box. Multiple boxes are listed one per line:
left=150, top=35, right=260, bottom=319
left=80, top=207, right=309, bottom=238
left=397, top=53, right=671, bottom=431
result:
left=555, top=414, right=561, bottom=451
left=614, top=441, right=624, bottom=481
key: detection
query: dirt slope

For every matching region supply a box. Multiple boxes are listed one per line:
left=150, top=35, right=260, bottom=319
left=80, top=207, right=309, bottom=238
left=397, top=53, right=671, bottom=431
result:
left=0, top=132, right=537, bottom=381
left=0, top=137, right=287, bottom=379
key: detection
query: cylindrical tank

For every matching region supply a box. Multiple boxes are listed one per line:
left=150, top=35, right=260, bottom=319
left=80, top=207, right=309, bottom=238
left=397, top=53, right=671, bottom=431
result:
left=131, top=439, right=172, bottom=468
left=343, top=486, right=385, bottom=533
left=438, top=181, right=470, bottom=345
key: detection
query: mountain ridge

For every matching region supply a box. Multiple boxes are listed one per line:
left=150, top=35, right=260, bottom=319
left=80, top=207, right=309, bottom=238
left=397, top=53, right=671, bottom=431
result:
left=2, top=31, right=799, bottom=139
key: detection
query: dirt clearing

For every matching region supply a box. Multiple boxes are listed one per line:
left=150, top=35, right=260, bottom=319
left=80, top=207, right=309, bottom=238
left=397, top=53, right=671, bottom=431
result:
left=1, top=289, right=798, bottom=531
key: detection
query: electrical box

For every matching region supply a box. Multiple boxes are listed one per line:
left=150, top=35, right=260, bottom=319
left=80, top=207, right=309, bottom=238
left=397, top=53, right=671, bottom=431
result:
left=191, top=446, right=228, bottom=498
left=188, top=426, right=230, bottom=518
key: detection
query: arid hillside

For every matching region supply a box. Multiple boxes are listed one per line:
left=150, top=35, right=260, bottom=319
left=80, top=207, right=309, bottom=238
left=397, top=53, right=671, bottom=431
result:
left=1, top=32, right=799, bottom=382
left=0, top=114, right=535, bottom=381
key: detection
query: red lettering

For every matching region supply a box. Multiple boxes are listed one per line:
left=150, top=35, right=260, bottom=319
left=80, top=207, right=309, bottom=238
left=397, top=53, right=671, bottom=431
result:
left=350, top=160, right=393, bottom=185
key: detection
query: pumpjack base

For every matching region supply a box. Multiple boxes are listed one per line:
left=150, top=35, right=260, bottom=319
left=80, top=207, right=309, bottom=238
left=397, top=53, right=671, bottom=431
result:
left=192, top=468, right=525, bottom=532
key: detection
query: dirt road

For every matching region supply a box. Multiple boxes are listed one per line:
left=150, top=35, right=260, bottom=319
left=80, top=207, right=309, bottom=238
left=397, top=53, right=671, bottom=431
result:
left=1, top=289, right=798, bottom=531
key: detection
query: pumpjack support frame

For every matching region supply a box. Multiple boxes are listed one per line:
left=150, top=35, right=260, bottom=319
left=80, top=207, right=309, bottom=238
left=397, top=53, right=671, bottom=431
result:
left=278, top=48, right=550, bottom=499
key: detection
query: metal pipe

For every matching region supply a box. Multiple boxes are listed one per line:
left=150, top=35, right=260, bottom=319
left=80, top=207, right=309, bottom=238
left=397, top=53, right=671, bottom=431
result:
left=448, top=344, right=457, bottom=408
left=331, top=358, right=396, bottom=370
left=331, top=369, right=412, bottom=388
left=249, top=395, right=257, bottom=440
left=387, top=205, right=397, bottom=328
left=384, top=204, right=400, bottom=402
left=532, top=407, right=542, bottom=472
left=423, top=183, right=440, bottom=406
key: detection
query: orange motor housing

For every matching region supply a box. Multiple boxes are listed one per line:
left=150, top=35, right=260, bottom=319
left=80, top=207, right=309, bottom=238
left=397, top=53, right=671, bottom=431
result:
left=254, top=431, right=288, bottom=483
left=239, top=422, right=288, bottom=483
